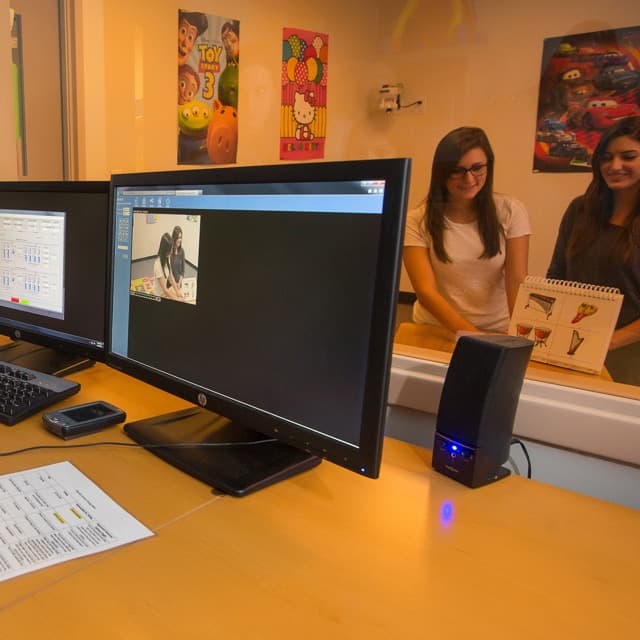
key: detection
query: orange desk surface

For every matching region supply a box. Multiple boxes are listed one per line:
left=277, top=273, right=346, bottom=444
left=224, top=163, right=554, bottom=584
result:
left=0, top=363, right=638, bottom=638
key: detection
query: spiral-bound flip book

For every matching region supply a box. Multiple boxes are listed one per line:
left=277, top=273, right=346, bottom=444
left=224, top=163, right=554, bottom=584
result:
left=508, top=276, right=623, bottom=374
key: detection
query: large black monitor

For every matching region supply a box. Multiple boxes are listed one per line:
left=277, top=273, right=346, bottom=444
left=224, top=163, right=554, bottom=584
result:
left=0, top=181, right=109, bottom=375
left=107, top=159, right=410, bottom=495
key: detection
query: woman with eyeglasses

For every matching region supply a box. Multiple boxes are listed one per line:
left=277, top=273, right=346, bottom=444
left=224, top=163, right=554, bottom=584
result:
left=547, top=116, right=640, bottom=385
left=403, top=126, right=531, bottom=333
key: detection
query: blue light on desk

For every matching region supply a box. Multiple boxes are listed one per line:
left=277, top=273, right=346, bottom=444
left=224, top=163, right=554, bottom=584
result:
left=451, top=444, right=458, bottom=452
left=440, top=501, right=454, bottom=527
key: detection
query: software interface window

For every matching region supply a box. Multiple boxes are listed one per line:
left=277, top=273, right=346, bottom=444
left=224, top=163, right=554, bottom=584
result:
left=0, top=209, right=65, bottom=320
left=111, top=179, right=386, bottom=449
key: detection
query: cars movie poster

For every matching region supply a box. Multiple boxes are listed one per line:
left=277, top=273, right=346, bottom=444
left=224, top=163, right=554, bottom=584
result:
left=280, top=28, right=328, bottom=161
left=534, top=26, right=640, bottom=173
left=177, top=10, right=239, bottom=165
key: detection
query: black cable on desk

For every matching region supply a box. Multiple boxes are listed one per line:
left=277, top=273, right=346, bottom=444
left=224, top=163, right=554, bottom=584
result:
left=0, top=439, right=278, bottom=457
left=511, top=438, right=532, bottom=478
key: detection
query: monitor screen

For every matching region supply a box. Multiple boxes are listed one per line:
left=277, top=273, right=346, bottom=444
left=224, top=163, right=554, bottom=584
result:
left=0, top=182, right=109, bottom=375
left=107, top=159, right=410, bottom=495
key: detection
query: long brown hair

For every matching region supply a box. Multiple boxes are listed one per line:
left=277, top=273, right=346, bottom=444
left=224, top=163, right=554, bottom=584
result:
left=424, top=126, right=501, bottom=263
left=157, top=232, right=173, bottom=273
left=568, top=115, right=640, bottom=265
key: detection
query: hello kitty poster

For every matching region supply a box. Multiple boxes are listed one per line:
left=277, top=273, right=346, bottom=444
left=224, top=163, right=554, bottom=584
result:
left=280, top=27, right=328, bottom=160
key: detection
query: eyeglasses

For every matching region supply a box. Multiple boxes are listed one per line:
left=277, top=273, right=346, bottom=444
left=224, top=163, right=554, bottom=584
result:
left=449, top=163, right=488, bottom=179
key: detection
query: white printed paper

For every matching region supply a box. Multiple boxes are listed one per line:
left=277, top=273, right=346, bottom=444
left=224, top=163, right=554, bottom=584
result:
left=0, top=461, right=153, bottom=582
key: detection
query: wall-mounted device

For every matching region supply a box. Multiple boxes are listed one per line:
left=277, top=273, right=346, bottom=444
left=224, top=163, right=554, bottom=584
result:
left=379, top=84, right=423, bottom=114
left=432, top=334, right=533, bottom=488
left=379, top=84, right=403, bottom=113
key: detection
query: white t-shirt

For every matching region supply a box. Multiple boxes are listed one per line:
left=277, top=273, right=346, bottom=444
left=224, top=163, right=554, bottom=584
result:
left=403, top=193, right=531, bottom=331
left=153, top=257, right=169, bottom=297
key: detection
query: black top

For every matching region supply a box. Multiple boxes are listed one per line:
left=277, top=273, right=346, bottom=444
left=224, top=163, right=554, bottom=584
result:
left=547, top=196, right=640, bottom=328
left=170, top=247, right=185, bottom=283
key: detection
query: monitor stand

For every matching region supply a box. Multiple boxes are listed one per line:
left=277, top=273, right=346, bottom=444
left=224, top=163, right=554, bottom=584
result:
left=0, top=340, right=95, bottom=377
left=124, top=406, right=322, bottom=497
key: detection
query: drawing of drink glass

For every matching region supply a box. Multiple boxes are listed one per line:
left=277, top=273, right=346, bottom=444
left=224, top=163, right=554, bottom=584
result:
left=534, top=326, right=552, bottom=347
left=525, top=292, right=556, bottom=319
left=516, top=323, right=533, bottom=338
left=571, top=302, right=597, bottom=323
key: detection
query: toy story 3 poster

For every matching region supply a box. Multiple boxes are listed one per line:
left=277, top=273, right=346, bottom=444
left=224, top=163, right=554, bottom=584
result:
left=534, top=26, right=640, bottom=173
left=177, top=10, right=239, bottom=165
left=280, top=28, right=328, bottom=160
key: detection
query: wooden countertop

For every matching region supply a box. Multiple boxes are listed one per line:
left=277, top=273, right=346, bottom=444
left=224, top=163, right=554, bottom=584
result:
left=394, top=322, right=640, bottom=400
left=0, top=364, right=638, bottom=637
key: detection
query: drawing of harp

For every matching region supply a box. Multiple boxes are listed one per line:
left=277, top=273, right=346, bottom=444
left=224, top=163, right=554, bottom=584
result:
left=567, top=329, right=585, bottom=356
left=525, top=292, right=556, bottom=318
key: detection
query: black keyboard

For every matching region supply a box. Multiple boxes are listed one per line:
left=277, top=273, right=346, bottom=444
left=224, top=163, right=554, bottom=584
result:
left=0, top=363, right=80, bottom=426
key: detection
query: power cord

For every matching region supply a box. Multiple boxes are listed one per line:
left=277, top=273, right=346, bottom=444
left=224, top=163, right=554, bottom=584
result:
left=399, top=100, right=423, bottom=109
left=0, top=439, right=278, bottom=457
left=510, top=437, right=532, bottom=478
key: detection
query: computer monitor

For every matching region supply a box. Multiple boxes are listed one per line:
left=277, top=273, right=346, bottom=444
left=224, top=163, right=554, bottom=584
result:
left=0, top=181, right=109, bottom=376
left=107, top=159, right=410, bottom=496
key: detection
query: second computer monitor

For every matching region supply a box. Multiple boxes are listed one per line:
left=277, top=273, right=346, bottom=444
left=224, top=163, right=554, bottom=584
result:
left=0, top=181, right=110, bottom=375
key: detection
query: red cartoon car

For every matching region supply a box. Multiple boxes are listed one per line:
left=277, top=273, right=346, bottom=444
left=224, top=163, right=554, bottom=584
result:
left=568, top=98, right=640, bottom=130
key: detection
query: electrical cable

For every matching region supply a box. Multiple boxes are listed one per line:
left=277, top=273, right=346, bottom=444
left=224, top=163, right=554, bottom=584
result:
left=510, top=437, right=532, bottom=478
left=0, top=438, right=279, bottom=458
left=399, top=100, right=423, bottom=109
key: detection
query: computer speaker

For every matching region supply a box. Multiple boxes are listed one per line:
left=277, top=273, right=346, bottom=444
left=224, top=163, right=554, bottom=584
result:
left=432, top=334, right=533, bottom=487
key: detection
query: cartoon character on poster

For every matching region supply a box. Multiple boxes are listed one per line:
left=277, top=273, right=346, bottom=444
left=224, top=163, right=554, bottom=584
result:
left=280, top=28, right=328, bottom=161
left=177, top=10, right=240, bottom=165
left=533, top=26, right=640, bottom=173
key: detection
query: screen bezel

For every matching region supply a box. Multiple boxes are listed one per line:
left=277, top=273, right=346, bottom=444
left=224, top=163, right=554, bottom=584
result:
left=106, top=159, right=410, bottom=478
left=0, top=180, right=110, bottom=363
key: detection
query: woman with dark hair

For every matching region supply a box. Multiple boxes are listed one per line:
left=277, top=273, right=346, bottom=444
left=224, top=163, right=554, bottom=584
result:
left=153, top=232, right=180, bottom=300
left=404, top=126, right=530, bottom=333
left=170, top=225, right=185, bottom=291
left=548, top=115, right=640, bottom=385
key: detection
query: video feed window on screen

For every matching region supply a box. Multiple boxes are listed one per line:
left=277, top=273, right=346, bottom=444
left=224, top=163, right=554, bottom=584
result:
left=129, top=212, right=201, bottom=305
left=0, top=209, right=65, bottom=320
left=111, top=181, right=385, bottom=448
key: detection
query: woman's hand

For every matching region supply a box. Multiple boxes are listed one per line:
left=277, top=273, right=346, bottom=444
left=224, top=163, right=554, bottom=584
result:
left=403, top=246, right=479, bottom=333
left=609, top=319, right=640, bottom=351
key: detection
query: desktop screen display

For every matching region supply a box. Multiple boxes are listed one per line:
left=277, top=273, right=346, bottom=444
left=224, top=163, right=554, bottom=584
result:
left=0, top=182, right=109, bottom=370
left=107, top=159, right=409, bottom=489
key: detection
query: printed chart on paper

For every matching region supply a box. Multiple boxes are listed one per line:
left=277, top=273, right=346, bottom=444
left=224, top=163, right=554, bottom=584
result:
left=0, top=461, right=153, bottom=582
